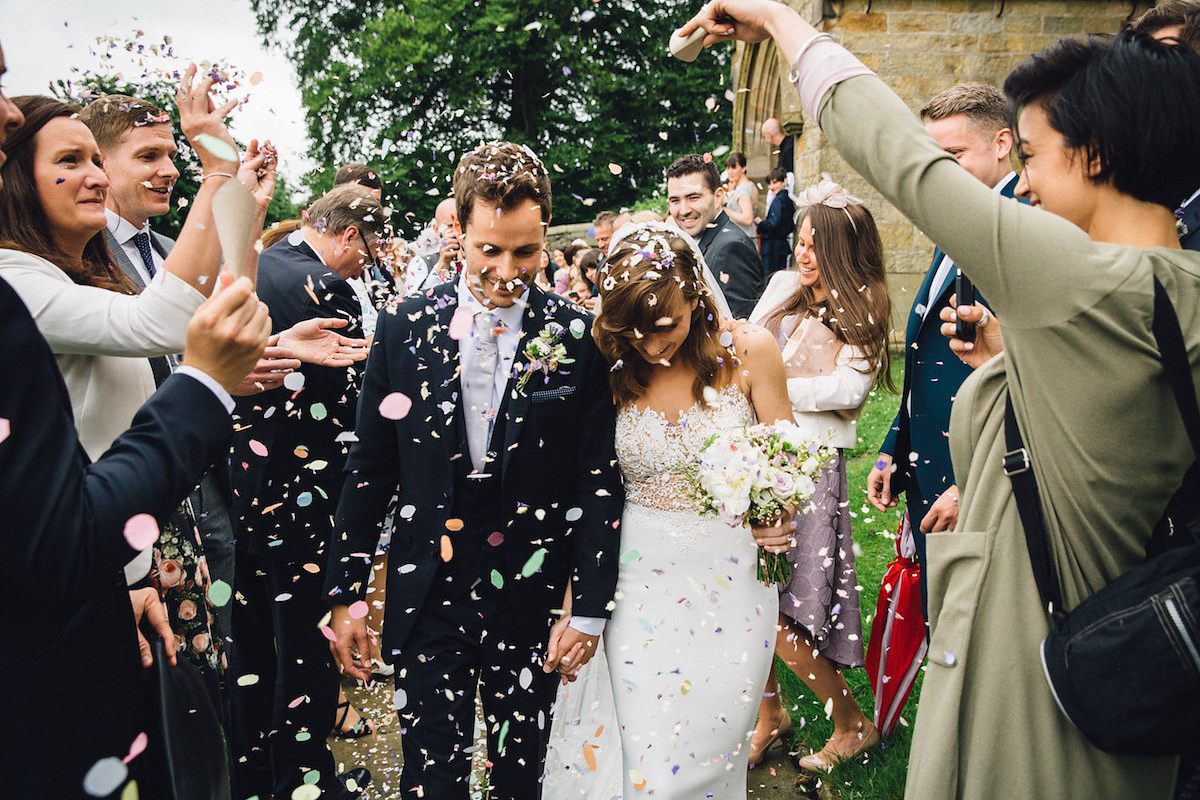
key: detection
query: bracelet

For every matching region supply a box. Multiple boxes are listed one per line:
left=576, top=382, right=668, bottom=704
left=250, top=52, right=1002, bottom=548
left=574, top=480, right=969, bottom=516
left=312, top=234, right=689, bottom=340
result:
left=200, top=172, right=235, bottom=182
left=788, top=33, right=834, bottom=85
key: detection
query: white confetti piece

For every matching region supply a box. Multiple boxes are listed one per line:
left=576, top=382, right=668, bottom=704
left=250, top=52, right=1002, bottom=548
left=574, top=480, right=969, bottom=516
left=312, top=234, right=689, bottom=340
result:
left=83, top=757, right=127, bottom=797
left=283, top=371, right=305, bottom=391
left=565, top=507, right=583, bottom=522
left=236, top=673, right=260, bottom=687
left=519, top=667, right=533, bottom=689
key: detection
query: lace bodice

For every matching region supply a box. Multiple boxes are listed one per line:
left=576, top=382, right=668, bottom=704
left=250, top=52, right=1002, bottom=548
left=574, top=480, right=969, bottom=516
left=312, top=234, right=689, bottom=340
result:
left=615, top=385, right=754, bottom=511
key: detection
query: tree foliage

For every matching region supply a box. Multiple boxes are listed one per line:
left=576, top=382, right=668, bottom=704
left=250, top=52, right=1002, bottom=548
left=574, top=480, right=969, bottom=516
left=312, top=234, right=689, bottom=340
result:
left=250, top=0, right=732, bottom=233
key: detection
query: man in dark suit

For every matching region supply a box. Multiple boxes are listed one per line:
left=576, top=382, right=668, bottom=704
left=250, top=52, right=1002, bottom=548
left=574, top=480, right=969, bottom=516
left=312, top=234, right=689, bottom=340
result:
left=228, top=185, right=383, bottom=799
left=325, top=141, right=624, bottom=800
left=1, top=267, right=269, bottom=799
left=666, top=153, right=763, bottom=318
left=866, top=82, right=1020, bottom=615
left=756, top=166, right=797, bottom=277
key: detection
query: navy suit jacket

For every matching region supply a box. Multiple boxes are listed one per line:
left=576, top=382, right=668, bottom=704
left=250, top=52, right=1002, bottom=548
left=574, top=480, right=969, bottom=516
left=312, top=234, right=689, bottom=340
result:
left=757, top=191, right=796, bottom=275
left=698, top=210, right=763, bottom=319
left=324, top=283, right=625, bottom=655
left=880, top=173, right=1021, bottom=503
left=1179, top=192, right=1200, bottom=253
left=229, top=236, right=366, bottom=563
left=0, top=275, right=231, bottom=797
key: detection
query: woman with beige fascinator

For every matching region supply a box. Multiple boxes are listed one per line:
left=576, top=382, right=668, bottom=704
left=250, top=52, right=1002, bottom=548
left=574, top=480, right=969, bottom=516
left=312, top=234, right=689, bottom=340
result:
left=747, top=176, right=894, bottom=771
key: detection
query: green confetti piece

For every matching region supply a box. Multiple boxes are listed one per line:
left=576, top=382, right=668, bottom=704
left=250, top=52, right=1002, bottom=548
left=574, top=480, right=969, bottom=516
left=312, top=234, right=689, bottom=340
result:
left=193, top=132, right=239, bottom=163
left=208, top=579, right=232, bottom=607
left=490, top=569, right=504, bottom=589
left=303, top=771, right=320, bottom=785
left=520, top=548, right=547, bottom=578
left=295, top=731, right=311, bottom=742
left=619, top=549, right=641, bottom=564
left=497, top=719, right=510, bottom=755
left=310, top=402, right=328, bottom=420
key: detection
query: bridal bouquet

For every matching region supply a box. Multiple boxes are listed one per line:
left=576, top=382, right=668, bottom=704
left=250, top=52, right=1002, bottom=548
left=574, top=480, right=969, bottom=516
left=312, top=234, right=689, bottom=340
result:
left=688, top=421, right=836, bottom=585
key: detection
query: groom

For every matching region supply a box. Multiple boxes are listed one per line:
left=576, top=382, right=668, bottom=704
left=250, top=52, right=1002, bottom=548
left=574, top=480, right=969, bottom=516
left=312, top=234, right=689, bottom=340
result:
left=325, top=141, right=624, bottom=799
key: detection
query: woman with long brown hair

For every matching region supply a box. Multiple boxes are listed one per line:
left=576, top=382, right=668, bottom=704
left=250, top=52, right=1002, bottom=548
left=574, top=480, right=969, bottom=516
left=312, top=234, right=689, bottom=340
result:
left=747, top=178, right=893, bottom=771
left=562, top=221, right=794, bottom=798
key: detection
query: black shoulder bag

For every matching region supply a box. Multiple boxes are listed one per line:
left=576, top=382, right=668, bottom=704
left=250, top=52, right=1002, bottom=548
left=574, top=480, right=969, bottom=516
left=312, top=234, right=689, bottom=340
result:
left=1004, top=277, right=1200, bottom=756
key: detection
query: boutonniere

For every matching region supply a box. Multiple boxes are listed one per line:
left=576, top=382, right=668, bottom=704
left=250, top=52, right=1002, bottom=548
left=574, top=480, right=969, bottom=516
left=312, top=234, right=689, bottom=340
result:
left=1176, top=207, right=1189, bottom=240
left=515, top=322, right=574, bottom=392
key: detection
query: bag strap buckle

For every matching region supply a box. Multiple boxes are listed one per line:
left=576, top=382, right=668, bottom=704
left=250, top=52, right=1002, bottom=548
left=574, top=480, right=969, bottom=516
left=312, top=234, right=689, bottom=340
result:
left=1003, top=447, right=1031, bottom=476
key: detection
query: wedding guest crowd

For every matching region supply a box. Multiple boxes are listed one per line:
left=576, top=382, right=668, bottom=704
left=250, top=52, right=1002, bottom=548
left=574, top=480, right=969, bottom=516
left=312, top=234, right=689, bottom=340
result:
left=5, top=2, right=1200, bottom=798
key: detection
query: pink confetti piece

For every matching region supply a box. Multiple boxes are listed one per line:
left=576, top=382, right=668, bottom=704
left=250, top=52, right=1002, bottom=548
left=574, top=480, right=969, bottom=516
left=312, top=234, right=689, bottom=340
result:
left=249, top=71, right=263, bottom=85
left=348, top=600, right=370, bottom=619
left=487, top=531, right=505, bottom=546
left=449, top=305, right=473, bottom=339
left=0, top=418, right=8, bottom=444
left=378, top=392, right=412, bottom=420
left=123, top=514, right=159, bottom=550
left=249, top=439, right=269, bottom=457
left=319, top=625, right=337, bottom=642
left=608, top=163, right=622, bottom=175
left=288, top=694, right=308, bottom=708
left=122, top=732, right=148, bottom=765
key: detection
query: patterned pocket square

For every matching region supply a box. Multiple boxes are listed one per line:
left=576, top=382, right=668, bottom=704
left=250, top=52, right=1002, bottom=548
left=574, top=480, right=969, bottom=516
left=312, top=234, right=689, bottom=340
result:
left=530, top=386, right=576, bottom=404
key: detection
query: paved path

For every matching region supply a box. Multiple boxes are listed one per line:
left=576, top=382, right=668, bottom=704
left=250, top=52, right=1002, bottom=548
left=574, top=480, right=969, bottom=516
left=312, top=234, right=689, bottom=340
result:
left=328, top=679, right=831, bottom=799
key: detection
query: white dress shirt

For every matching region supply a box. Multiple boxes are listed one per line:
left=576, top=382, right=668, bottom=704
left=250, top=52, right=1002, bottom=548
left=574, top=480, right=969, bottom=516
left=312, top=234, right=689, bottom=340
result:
left=106, top=209, right=164, bottom=286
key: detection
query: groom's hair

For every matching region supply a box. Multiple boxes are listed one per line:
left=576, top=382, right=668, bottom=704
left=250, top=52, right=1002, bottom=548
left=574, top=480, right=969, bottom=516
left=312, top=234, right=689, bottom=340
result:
left=453, top=141, right=553, bottom=230
left=79, top=94, right=171, bottom=153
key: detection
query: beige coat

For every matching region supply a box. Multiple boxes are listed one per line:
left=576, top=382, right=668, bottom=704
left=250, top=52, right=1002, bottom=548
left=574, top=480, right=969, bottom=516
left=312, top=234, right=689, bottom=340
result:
left=814, top=76, right=1195, bottom=798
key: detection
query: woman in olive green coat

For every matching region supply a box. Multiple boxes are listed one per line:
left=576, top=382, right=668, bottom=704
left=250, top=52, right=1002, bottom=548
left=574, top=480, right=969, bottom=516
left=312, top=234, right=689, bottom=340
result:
left=678, top=3, right=1200, bottom=798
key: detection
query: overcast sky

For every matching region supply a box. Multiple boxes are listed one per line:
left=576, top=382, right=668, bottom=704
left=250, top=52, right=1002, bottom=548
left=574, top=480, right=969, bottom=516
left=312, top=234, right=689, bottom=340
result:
left=4, top=0, right=315, bottom=179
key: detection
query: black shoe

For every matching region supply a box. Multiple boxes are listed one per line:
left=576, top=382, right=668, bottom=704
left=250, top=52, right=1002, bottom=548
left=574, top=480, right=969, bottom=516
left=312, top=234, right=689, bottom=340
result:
left=338, top=767, right=371, bottom=798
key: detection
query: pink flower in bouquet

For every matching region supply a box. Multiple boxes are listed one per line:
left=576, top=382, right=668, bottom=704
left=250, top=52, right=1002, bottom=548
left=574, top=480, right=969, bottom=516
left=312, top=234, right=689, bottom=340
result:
left=158, top=558, right=184, bottom=589
left=192, top=632, right=211, bottom=653
left=178, top=599, right=198, bottom=621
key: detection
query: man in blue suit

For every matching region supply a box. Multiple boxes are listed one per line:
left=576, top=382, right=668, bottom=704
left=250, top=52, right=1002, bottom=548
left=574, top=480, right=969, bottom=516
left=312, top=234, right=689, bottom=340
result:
left=866, top=82, right=1021, bottom=615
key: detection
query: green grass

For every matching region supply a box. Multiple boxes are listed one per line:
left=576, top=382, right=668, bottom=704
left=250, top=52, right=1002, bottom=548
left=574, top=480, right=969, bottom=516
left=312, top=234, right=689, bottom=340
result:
left=775, top=359, right=915, bottom=799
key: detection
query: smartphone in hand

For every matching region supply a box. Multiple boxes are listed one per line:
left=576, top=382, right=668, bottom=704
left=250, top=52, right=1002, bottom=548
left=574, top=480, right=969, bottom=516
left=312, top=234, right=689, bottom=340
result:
left=955, top=269, right=976, bottom=343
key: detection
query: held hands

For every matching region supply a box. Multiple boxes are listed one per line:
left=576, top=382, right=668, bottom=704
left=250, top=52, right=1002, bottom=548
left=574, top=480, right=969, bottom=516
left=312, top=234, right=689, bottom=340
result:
left=329, top=603, right=373, bottom=684
left=181, top=273, right=271, bottom=392
left=751, top=509, right=796, bottom=554
left=176, top=63, right=240, bottom=175
left=939, top=293, right=1004, bottom=369
left=867, top=452, right=898, bottom=512
left=130, top=587, right=176, bottom=668
left=543, top=616, right=599, bottom=684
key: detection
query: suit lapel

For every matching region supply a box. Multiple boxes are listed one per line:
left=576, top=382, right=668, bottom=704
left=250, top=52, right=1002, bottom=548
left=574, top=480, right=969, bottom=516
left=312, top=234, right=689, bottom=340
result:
left=499, top=286, right=549, bottom=482
left=103, top=228, right=146, bottom=290
left=906, top=249, right=943, bottom=347
left=427, top=289, right=463, bottom=469
left=152, top=231, right=175, bottom=259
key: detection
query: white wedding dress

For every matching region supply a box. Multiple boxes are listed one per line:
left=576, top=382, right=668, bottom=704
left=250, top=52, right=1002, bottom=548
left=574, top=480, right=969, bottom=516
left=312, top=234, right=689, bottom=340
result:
left=544, top=385, right=778, bottom=799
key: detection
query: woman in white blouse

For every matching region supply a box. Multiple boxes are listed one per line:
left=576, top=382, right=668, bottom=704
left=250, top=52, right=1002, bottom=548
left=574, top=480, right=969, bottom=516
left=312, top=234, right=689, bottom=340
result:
left=748, top=179, right=894, bottom=771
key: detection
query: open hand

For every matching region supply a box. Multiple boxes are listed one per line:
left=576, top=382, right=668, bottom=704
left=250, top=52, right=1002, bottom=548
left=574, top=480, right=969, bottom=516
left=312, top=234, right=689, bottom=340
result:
left=230, top=345, right=301, bottom=395
left=277, top=317, right=369, bottom=367
left=176, top=63, right=240, bottom=174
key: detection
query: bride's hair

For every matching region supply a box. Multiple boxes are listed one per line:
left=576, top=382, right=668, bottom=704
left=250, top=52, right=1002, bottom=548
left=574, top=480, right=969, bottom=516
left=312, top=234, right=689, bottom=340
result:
left=593, top=232, right=732, bottom=407
left=761, top=201, right=895, bottom=392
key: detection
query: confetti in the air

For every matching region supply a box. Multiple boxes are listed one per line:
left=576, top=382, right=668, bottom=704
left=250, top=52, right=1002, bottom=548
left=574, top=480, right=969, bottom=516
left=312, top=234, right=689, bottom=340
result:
left=379, top=392, right=413, bottom=420
left=123, top=514, right=159, bottom=550
left=82, top=757, right=128, bottom=797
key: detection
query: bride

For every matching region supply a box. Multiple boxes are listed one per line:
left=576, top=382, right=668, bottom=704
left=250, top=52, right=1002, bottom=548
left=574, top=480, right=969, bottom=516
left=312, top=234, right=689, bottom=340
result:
left=544, top=223, right=794, bottom=798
